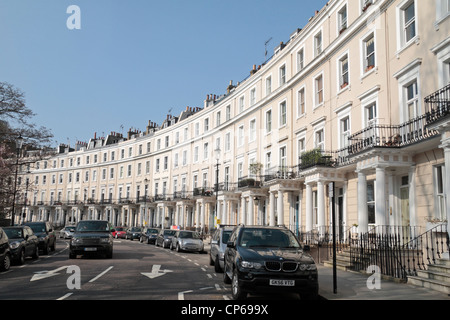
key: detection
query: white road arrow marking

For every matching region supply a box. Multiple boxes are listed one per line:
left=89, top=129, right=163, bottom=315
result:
left=30, top=266, right=70, bottom=282
left=141, top=265, right=173, bottom=279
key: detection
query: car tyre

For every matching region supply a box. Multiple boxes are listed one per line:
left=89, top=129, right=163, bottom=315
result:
left=231, top=269, right=247, bottom=300
left=223, top=264, right=231, bottom=284
left=176, top=243, right=182, bottom=252
left=214, top=256, right=222, bottom=273
left=0, top=253, right=11, bottom=271
left=32, top=245, right=39, bottom=259
left=17, top=249, right=25, bottom=265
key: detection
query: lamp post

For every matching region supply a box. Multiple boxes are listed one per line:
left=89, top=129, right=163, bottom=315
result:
left=11, top=135, right=24, bottom=226
left=214, top=147, right=221, bottom=227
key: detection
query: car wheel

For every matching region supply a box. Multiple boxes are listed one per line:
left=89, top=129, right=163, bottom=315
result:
left=214, top=256, right=222, bottom=273
left=32, top=245, right=39, bottom=259
left=51, top=240, right=56, bottom=251
left=17, top=249, right=25, bottom=265
left=69, top=252, right=77, bottom=259
left=223, top=264, right=231, bottom=284
left=0, top=253, right=11, bottom=271
left=176, top=243, right=181, bottom=252
left=231, top=269, right=247, bottom=300
left=43, top=243, right=49, bottom=255
left=209, top=254, right=214, bottom=266
left=169, top=242, right=173, bottom=250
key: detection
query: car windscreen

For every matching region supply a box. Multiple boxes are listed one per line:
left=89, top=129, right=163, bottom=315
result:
left=76, top=221, right=110, bottom=232
left=148, top=229, right=158, bottom=234
left=163, top=230, right=176, bottom=236
left=238, top=228, right=301, bottom=248
left=130, top=227, right=141, bottom=232
left=26, top=224, right=46, bottom=233
left=221, top=230, right=232, bottom=244
left=4, top=228, right=23, bottom=239
left=178, top=231, right=201, bottom=239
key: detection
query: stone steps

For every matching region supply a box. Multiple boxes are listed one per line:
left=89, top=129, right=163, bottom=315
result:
left=407, top=258, right=450, bottom=295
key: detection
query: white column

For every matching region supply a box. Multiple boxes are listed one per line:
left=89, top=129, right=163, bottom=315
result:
left=200, top=202, right=206, bottom=231
left=408, top=165, right=417, bottom=231
left=240, top=197, right=246, bottom=224
left=375, top=166, right=386, bottom=228
left=223, top=200, right=228, bottom=225
left=387, top=171, right=395, bottom=227
left=305, top=183, right=313, bottom=232
left=195, top=202, right=200, bottom=230
left=444, top=143, right=450, bottom=235
left=248, top=196, right=254, bottom=225
left=269, top=192, right=276, bottom=226
left=357, top=170, right=368, bottom=234
left=277, top=190, right=284, bottom=226
left=317, top=181, right=325, bottom=233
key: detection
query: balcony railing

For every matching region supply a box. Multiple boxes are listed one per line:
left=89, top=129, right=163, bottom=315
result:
left=425, top=83, right=450, bottom=125
left=348, top=114, right=439, bottom=156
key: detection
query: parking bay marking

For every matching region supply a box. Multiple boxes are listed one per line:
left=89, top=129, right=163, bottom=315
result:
left=141, top=265, right=173, bottom=279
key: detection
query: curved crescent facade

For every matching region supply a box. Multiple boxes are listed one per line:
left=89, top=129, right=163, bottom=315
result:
left=15, top=0, right=450, bottom=239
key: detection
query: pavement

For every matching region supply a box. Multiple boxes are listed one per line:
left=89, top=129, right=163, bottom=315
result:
left=317, top=264, right=450, bottom=300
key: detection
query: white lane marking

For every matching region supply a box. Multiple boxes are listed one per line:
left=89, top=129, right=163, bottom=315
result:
left=57, top=293, right=73, bottom=300
left=88, top=266, right=113, bottom=283
left=178, top=290, right=193, bottom=300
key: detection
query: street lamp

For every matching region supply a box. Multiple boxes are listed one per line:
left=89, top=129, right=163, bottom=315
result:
left=214, top=147, right=221, bottom=227
left=11, top=135, right=24, bottom=226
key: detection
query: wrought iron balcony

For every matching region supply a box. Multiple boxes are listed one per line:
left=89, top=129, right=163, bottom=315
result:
left=425, top=83, right=450, bottom=126
left=348, top=113, right=439, bottom=156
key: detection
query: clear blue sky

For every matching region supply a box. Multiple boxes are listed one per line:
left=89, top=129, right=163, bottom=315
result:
left=0, top=0, right=328, bottom=147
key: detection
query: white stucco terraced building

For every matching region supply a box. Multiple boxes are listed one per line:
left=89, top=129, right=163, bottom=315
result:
left=14, top=0, right=450, bottom=245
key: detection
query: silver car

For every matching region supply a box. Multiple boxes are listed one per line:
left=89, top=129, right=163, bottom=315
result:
left=59, top=226, right=76, bottom=239
left=170, top=230, right=204, bottom=253
left=209, top=225, right=234, bottom=272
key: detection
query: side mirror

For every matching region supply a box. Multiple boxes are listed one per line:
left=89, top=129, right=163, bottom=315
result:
left=111, top=229, right=115, bottom=233
left=227, top=241, right=235, bottom=248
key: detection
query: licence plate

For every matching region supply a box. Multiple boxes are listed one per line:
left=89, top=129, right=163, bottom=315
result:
left=84, top=247, right=97, bottom=251
left=270, top=279, right=295, bottom=286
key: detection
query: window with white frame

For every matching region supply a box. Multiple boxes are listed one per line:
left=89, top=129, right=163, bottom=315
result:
left=339, top=54, right=349, bottom=89
left=195, top=123, right=200, bottom=136
left=297, top=48, right=305, bottom=72
left=297, top=87, right=306, bottom=117
left=362, top=0, right=374, bottom=13
left=314, top=128, right=325, bottom=151
left=279, top=64, right=286, bottom=86
left=204, top=118, right=209, bottom=132
left=340, top=116, right=351, bottom=149
left=314, top=74, right=324, bottom=107
left=363, top=33, right=376, bottom=73
left=297, top=135, right=306, bottom=160
left=279, top=101, right=287, bottom=127
left=250, top=88, right=256, bottom=106
left=237, top=162, right=243, bottom=179
left=436, top=0, right=450, bottom=21
left=238, top=125, right=244, bottom=146
left=239, top=96, right=245, bottom=112
left=365, top=102, right=377, bottom=127
left=194, top=146, right=199, bottom=162
left=266, top=109, right=272, bottom=133
left=226, top=105, right=231, bottom=121
left=203, top=142, right=209, bottom=160
left=338, top=4, right=348, bottom=34
left=266, top=76, right=272, bottom=96
left=225, top=132, right=231, bottom=151
left=265, top=152, right=272, bottom=172
left=314, top=31, right=322, bottom=57
left=279, top=146, right=287, bottom=169
left=434, top=165, right=446, bottom=221
left=182, top=150, right=187, bottom=166
left=216, top=111, right=221, bottom=127
left=249, top=119, right=256, bottom=142
left=398, top=0, right=417, bottom=48
left=405, top=79, right=419, bottom=120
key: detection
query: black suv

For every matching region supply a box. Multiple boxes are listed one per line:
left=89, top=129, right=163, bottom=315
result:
left=24, top=222, right=56, bottom=255
left=69, top=220, right=114, bottom=259
left=223, top=225, right=318, bottom=300
left=0, top=227, right=11, bottom=271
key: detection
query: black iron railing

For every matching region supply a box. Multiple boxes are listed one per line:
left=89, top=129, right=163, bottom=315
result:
left=348, top=114, right=439, bottom=156
left=425, top=83, right=450, bottom=125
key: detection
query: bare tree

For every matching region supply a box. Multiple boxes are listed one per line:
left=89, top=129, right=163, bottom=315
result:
left=0, top=81, right=54, bottom=223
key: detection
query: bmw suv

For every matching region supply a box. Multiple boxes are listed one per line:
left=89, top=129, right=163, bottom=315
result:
left=223, top=225, right=318, bottom=300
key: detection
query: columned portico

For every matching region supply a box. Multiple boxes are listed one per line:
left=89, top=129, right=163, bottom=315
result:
left=357, top=170, right=369, bottom=234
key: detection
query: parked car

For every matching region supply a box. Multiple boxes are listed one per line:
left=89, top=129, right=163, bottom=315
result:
left=210, top=225, right=234, bottom=272
left=140, top=227, right=160, bottom=244
left=0, top=227, right=11, bottom=271
left=155, top=229, right=176, bottom=248
left=223, top=225, right=318, bottom=300
left=69, top=220, right=114, bottom=259
left=170, top=230, right=204, bottom=253
left=112, top=226, right=127, bottom=239
left=24, top=221, right=56, bottom=255
left=125, top=227, right=142, bottom=240
left=3, top=226, right=39, bottom=265
left=59, top=226, right=76, bottom=239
